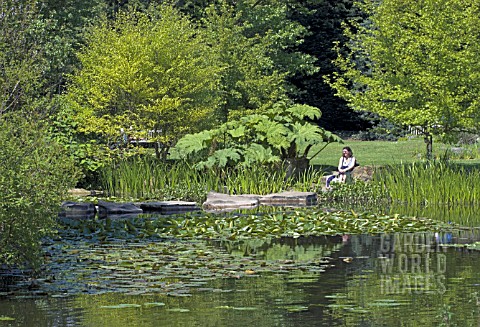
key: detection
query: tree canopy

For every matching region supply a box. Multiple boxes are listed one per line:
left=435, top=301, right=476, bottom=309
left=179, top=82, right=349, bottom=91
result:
left=0, top=0, right=43, bottom=116
left=64, top=4, right=224, bottom=154
left=327, top=0, right=480, bottom=157
left=289, top=0, right=370, bottom=131
left=199, top=0, right=316, bottom=121
left=64, top=1, right=320, bottom=160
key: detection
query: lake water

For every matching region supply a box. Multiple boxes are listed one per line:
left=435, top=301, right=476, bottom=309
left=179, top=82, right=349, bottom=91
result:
left=1, top=227, right=479, bottom=326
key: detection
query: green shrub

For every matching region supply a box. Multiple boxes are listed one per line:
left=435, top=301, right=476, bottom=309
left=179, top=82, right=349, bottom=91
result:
left=318, top=181, right=384, bottom=206
left=0, top=115, right=78, bottom=269
left=171, top=103, right=342, bottom=169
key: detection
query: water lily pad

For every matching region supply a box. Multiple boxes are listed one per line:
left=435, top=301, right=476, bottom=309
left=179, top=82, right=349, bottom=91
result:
left=143, top=302, right=166, bottom=307
left=327, top=304, right=354, bottom=309
left=211, top=289, right=233, bottom=293
left=100, top=304, right=142, bottom=309
left=368, top=300, right=408, bottom=307
left=231, top=307, right=258, bottom=311
left=346, top=307, right=370, bottom=313
left=167, top=292, right=192, bottom=297
left=284, top=305, right=309, bottom=312
left=166, top=308, right=190, bottom=313
left=325, top=294, right=346, bottom=299
left=50, top=294, right=71, bottom=298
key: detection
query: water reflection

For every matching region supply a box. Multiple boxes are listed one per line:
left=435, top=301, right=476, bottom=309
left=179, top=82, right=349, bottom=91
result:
left=314, top=230, right=480, bottom=327
left=387, top=204, right=479, bottom=226
left=209, top=235, right=346, bottom=261
left=0, top=230, right=479, bottom=326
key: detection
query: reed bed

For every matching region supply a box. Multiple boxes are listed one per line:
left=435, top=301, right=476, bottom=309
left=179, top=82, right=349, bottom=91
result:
left=375, top=161, right=480, bottom=206
left=98, top=157, right=320, bottom=202
left=100, top=157, right=221, bottom=201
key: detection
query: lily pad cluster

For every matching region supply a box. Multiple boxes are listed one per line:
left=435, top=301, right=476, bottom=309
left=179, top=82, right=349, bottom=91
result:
left=1, top=208, right=452, bottom=298
left=19, top=235, right=335, bottom=297
left=60, top=209, right=453, bottom=241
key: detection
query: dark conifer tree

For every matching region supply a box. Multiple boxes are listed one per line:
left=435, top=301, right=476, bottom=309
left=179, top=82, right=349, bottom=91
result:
left=288, top=0, right=370, bottom=132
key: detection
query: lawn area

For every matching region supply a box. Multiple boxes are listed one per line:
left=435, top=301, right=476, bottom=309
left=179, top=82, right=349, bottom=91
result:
left=310, top=137, right=480, bottom=167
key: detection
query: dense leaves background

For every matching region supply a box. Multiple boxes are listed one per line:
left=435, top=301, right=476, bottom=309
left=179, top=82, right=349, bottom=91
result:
left=0, top=115, right=78, bottom=268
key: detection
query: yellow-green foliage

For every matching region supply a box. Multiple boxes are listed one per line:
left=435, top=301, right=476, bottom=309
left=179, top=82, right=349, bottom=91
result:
left=328, top=0, right=480, bottom=140
left=65, top=4, right=223, bottom=145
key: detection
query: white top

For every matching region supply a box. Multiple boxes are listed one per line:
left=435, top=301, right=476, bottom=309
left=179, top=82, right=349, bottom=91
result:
left=338, top=156, right=356, bottom=174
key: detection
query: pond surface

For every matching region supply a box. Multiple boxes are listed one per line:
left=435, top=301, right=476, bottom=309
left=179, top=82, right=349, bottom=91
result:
left=1, top=227, right=479, bottom=326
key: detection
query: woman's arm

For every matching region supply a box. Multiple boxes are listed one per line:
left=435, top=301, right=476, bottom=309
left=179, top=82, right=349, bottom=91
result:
left=339, top=157, right=356, bottom=174
left=337, top=157, right=344, bottom=171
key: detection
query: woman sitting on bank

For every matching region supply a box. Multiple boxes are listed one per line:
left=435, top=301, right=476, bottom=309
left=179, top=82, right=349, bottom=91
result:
left=326, top=146, right=357, bottom=188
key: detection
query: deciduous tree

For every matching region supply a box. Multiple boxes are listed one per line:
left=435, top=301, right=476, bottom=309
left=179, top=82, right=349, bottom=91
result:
left=289, top=0, right=369, bottom=131
left=191, top=0, right=318, bottom=121
left=65, top=4, right=223, bottom=159
left=328, top=0, right=480, bottom=158
left=0, top=0, right=43, bottom=116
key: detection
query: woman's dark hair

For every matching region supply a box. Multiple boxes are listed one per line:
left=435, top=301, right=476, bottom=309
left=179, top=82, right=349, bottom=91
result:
left=343, top=146, right=353, bottom=156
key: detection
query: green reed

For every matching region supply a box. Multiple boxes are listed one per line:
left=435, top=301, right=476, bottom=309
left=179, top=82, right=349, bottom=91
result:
left=374, top=161, right=480, bottom=206
left=98, top=157, right=320, bottom=202
left=99, top=157, right=220, bottom=201
left=223, top=165, right=292, bottom=195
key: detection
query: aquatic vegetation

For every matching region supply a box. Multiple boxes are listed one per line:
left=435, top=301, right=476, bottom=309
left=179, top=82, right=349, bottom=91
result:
left=98, top=158, right=321, bottom=202
left=99, top=158, right=216, bottom=202
left=374, top=161, right=480, bottom=206
left=60, top=209, right=453, bottom=242
left=318, top=181, right=384, bottom=206
left=32, top=234, right=338, bottom=297
left=441, top=241, right=480, bottom=251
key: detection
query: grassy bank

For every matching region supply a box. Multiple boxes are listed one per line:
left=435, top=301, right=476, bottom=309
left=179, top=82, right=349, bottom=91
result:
left=96, top=138, right=480, bottom=203
left=310, top=137, right=480, bottom=167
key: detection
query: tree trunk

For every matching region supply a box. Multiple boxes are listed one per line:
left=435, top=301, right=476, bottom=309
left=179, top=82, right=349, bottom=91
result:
left=154, top=142, right=170, bottom=161
left=284, top=156, right=310, bottom=180
left=424, top=132, right=433, bottom=160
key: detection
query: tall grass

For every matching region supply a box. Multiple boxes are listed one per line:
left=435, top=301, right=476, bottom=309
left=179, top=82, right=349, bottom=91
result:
left=375, top=161, right=480, bottom=205
left=224, top=165, right=288, bottom=195
left=98, top=157, right=320, bottom=202
left=99, top=157, right=221, bottom=202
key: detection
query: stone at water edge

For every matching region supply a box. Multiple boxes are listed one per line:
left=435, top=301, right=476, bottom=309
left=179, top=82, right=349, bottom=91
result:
left=60, top=201, right=96, bottom=218
left=138, top=201, right=200, bottom=214
left=202, top=191, right=260, bottom=211
left=67, top=188, right=103, bottom=197
left=97, top=200, right=143, bottom=217
left=351, top=165, right=375, bottom=182
left=319, top=165, right=375, bottom=188
left=202, top=190, right=318, bottom=211
left=259, top=191, right=317, bottom=206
